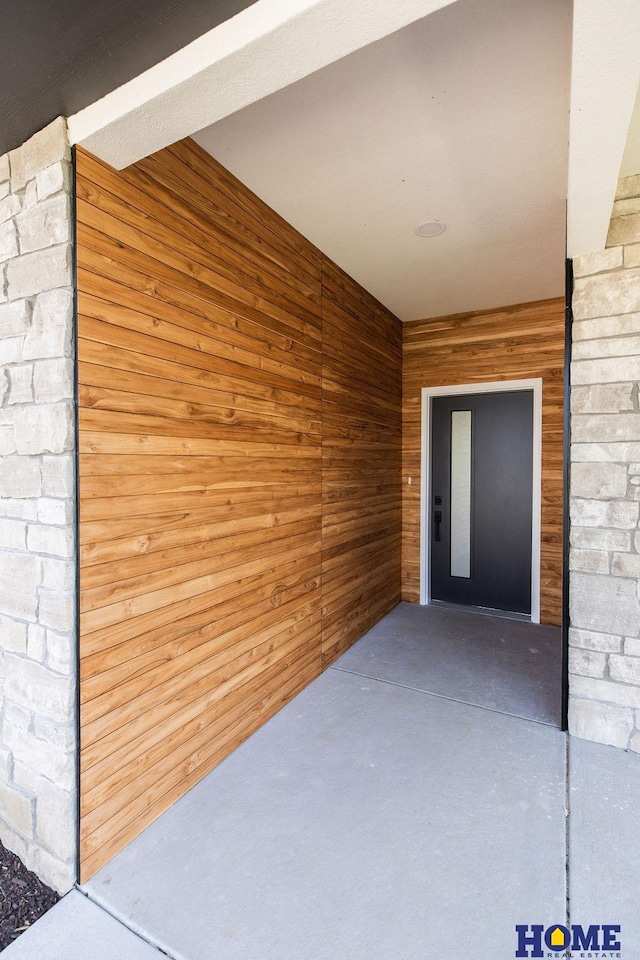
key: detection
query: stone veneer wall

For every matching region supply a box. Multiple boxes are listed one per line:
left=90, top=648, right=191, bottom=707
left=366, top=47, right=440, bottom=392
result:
left=0, top=119, right=77, bottom=892
left=569, top=172, right=640, bottom=752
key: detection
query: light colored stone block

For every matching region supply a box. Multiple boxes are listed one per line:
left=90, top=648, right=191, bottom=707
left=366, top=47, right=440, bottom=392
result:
left=27, top=622, right=46, bottom=661
left=14, top=402, right=73, bottom=454
left=12, top=761, right=40, bottom=794
left=0, top=782, right=34, bottom=838
left=0, top=194, right=20, bottom=225
left=9, top=118, right=70, bottom=192
left=624, top=243, right=640, bottom=268
left=0, top=455, right=41, bottom=498
left=569, top=628, right=621, bottom=653
left=33, top=357, right=74, bottom=403
left=571, top=355, right=640, bottom=385
left=38, top=589, right=74, bottom=632
left=37, top=497, right=73, bottom=527
left=570, top=674, right=640, bottom=709
left=568, top=697, right=634, bottom=748
left=0, top=823, right=28, bottom=867
left=16, top=194, right=71, bottom=254
left=573, top=334, right=640, bottom=360
left=7, top=363, right=33, bottom=404
left=0, top=299, right=31, bottom=337
left=569, top=549, right=609, bottom=575
left=570, top=383, right=634, bottom=414
left=7, top=244, right=72, bottom=301
left=41, top=557, right=75, bottom=591
left=0, top=154, right=9, bottom=182
left=570, top=572, right=640, bottom=636
left=573, top=267, right=640, bottom=320
left=612, top=552, right=640, bottom=579
left=33, top=716, right=75, bottom=751
left=22, top=288, right=73, bottom=359
left=2, top=654, right=74, bottom=725
left=609, top=654, right=640, bottom=685
left=36, top=161, right=71, bottom=202
left=23, top=179, right=37, bottom=209
left=572, top=413, right=640, bottom=444
left=569, top=648, right=607, bottom=678
left=27, top=522, right=74, bottom=558
left=572, top=442, right=640, bottom=463
left=0, top=552, right=38, bottom=620
left=570, top=527, right=630, bottom=552
left=36, top=777, right=75, bottom=860
left=0, top=614, right=27, bottom=653
left=42, top=455, right=74, bottom=498
left=4, top=700, right=32, bottom=731
left=570, top=462, right=628, bottom=499
left=0, top=337, right=29, bottom=363
left=46, top=629, right=73, bottom=675
left=570, top=498, right=639, bottom=529
left=613, top=198, right=640, bottom=216
left=0, top=518, right=27, bottom=550
left=0, top=220, right=18, bottom=263
left=0, top=498, right=38, bottom=521
left=572, top=246, right=623, bottom=277
left=29, top=844, right=74, bottom=894
left=607, top=213, right=640, bottom=247
left=0, top=747, right=11, bottom=780
left=0, top=425, right=16, bottom=455
left=625, top=637, right=640, bottom=657
left=616, top=174, right=640, bottom=200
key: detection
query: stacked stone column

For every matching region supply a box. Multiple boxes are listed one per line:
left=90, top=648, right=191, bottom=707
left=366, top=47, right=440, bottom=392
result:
left=0, top=119, right=76, bottom=892
left=569, top=173, right=640, bottom=752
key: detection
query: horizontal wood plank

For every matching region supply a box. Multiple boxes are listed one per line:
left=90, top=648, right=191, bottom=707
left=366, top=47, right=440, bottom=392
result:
left=77, top=141, right=402, bottom=881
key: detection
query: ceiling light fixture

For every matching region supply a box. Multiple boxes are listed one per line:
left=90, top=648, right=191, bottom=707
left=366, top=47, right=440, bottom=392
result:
left=414, top=220, right=447, bottom=238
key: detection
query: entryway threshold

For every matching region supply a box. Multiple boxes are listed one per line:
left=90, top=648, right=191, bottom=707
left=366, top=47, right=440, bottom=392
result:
left=428, top=598, right=531, bottom=622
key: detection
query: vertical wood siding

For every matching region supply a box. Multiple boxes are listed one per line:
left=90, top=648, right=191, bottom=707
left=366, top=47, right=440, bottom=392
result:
left=76, top=142, right=401, bottom=879
left=402, top=299, right=565, bottom=625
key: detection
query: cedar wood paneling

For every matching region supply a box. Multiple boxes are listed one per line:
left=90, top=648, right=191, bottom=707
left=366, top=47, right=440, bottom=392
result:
left=401, top=298, right=565, bottom=625
left=76, top=142, right=402, bottom=879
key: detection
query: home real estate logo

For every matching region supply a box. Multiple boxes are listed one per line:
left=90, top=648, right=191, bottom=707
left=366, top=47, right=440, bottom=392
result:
left=515, top=923, right=622, bottom=958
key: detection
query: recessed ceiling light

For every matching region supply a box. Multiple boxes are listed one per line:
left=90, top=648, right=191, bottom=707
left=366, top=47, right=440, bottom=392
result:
left=414, top=220, right=447, bottom=238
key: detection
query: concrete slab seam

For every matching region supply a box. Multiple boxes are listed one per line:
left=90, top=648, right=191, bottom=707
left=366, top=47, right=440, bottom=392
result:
left=74, top=886, right=180, bottom=960
left=329, top=664, right=559, bottom=729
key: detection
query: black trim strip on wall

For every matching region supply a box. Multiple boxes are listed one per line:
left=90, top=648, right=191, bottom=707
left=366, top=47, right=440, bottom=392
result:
left=71, top=144, right=82, bottom=887
left=561, top=258, right=573, bottom=732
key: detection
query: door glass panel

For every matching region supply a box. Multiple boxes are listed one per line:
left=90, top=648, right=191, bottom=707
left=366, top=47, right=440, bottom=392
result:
left=450, top=410, right=471, bottom=578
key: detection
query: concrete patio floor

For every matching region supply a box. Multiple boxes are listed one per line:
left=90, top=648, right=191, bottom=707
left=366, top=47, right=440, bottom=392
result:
left=5, top=604, right=639, bottom=959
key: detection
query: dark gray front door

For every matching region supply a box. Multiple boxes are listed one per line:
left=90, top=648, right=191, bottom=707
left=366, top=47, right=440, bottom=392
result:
left=430, top=391, right=533, bottom=614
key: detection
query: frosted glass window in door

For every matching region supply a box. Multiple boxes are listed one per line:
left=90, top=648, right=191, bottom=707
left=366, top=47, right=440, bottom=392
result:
left=450, top=410, right=472, bottom=578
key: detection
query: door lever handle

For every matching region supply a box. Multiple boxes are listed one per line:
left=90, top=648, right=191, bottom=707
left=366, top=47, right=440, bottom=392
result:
left=433, top=510, right=442, bottom=542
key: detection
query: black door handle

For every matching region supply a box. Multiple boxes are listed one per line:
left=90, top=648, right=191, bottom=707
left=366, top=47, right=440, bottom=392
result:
left=433, top=510, right=442, bottom=542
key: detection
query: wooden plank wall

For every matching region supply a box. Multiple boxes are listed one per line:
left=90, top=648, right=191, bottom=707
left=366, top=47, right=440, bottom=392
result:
left=76, top=141, right=401, bottom=880
left=321, top=260, right=402, bottom=665
left=402, top=299, right=565, bottom=625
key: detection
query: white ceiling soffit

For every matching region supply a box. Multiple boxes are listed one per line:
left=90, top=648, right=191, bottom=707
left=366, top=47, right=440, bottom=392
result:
left=66, top=0, right=460, bottom=169
left=196, top=0, right=571, bottom=321
left=567, top=0, right=640, bottom=258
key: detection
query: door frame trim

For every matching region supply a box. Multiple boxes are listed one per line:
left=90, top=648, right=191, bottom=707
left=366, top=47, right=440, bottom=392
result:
left=419, top=378, right=543, bottom=624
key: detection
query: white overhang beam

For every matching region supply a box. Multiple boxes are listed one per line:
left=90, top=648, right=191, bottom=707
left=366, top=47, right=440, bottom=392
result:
left=67, top=0, right=460, bottom=170
left=567, top=0, right=640, bottom=258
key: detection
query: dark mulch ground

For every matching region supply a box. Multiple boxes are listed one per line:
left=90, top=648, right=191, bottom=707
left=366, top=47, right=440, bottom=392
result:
left=0, top=840, right=59, bottom=951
